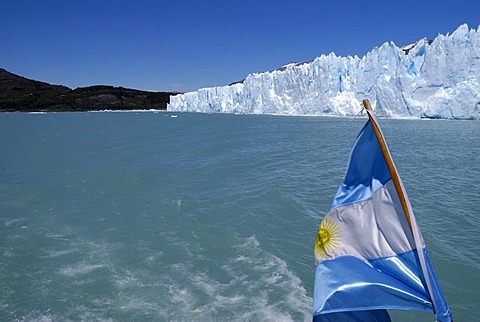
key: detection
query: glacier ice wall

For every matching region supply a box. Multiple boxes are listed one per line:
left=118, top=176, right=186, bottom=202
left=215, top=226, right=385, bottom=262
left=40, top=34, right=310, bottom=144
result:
left=168, top=24, right=480, bottom=119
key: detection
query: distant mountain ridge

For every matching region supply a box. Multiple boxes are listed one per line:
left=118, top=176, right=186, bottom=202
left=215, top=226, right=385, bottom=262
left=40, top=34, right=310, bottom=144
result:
left=0, top=68, right=175, bottom=112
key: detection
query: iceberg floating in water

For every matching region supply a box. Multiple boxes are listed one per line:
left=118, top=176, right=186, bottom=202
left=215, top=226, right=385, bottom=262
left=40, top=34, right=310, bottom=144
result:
left=168, top=24, right=480, bottom=119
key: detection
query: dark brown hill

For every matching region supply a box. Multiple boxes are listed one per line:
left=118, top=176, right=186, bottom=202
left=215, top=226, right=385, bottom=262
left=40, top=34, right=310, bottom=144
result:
left=0, top=68, right=176, bottom=112
left=0, top=68, right=69, bottom=99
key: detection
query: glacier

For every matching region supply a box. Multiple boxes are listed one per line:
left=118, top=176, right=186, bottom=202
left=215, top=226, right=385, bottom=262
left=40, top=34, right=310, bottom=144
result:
left=168, top=24, right=480, bottom=119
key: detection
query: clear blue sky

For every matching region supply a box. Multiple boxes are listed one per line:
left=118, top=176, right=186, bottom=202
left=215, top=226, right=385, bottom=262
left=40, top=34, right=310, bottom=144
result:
left=1, top=0, right=479, bottom=93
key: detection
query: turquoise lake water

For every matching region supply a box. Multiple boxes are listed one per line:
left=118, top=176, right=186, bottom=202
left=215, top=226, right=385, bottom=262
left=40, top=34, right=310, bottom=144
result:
left=0, top=112, right=479, bottom=321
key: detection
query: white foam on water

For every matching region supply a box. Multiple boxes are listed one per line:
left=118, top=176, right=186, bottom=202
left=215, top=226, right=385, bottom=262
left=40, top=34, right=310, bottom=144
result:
left=143, top=250, right=163, bottom=266
left=155, top=235, right=312, bottom=321
left=168, top=284, right=197, bottom=309
left=13, top=313, right=59, bottom=322
left=3, top=249, right=16, bottom=257
left=40, top=249, right=77, bottom=258
left=113, top=270, right=139, bottom=289
left=4, top=217, right=27, bottom=227
left=54, top=237, right=120, bottom=280
left=44, top=232, right=70, bottom=241
left=232, top=236, right=312, bottom=321
left=59, top=262, right=105, bottom=277
left=10, top=307, right=114, bottom=322
left=75, top=306, right=115, bottom=322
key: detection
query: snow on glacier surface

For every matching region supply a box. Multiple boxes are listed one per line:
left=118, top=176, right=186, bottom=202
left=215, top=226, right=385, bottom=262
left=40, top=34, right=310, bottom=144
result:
left=168, top=24, right=480, bottom=119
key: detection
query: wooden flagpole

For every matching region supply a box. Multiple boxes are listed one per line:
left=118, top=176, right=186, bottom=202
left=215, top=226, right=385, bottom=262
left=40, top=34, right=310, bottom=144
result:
left=362, top=99, right=452, bottom=321
left=361, top=99, right=413, bottom=232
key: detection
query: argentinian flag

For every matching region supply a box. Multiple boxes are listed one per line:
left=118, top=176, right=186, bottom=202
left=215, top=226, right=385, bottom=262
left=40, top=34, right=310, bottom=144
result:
left=313, top=107, right=452, bottom=322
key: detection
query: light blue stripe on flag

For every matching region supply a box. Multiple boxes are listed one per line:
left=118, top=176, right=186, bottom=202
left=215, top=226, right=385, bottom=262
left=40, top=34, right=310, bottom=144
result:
left=314, top=251, right=433, bottom=314
left=331, top=120, right=391, bottom=209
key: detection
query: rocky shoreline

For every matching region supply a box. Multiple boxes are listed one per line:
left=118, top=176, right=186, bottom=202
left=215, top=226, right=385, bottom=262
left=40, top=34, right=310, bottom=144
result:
left=0, top=68, right=177, bottom=112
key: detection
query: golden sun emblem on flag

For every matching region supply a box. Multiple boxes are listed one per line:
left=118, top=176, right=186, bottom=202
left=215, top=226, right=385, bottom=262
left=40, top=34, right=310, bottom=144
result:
left=314, top=217, right=341, bottom=263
